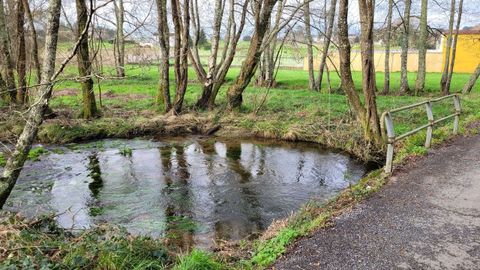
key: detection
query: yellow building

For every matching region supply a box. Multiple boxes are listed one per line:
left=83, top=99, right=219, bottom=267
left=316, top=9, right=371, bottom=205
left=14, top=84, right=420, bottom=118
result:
left=442, top=30, right=480, bottom=73
left=306, top=30, right=480, bottom=74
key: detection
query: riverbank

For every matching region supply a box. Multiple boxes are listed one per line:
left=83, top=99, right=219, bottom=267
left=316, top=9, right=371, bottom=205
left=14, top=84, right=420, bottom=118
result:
left=3, top=91, right=480, bottom=163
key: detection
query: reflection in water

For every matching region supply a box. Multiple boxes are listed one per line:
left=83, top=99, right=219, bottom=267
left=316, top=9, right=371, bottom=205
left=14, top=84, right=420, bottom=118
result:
left=87, top=153, right=103, bottom=198
left=5, top=138, right=366, bottom=250
left=161, top=145, right=194, bottom=250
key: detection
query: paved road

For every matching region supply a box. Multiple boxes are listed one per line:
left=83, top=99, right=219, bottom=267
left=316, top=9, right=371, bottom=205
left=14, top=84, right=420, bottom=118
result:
left=273, top=135, right=480, bottom=269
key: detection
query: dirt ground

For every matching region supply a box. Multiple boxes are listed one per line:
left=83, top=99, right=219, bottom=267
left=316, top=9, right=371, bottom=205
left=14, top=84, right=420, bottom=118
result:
left=273, top=134, right=480, bottom=269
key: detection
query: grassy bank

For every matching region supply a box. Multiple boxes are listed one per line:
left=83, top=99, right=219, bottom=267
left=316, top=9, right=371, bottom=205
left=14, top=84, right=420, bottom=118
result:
left=2, top=66, right=479, bottom=160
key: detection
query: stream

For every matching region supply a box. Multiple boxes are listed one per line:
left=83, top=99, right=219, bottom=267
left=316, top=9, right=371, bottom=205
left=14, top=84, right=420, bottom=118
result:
left=3, top=137, right=367, bottom=249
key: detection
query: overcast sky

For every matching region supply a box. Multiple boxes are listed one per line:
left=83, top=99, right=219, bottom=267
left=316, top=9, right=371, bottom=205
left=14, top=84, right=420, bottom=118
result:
left=59, top=0, right=480, bottom=40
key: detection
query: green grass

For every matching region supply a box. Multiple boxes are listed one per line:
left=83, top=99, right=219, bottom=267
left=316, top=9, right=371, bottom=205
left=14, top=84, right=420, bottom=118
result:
left=27, top=147, right=49, bottom=161
left=9, top=64, right=469, bottom=160
left=173, top=249, right=225, bottom=270
left=0, top=152, right=5, bottom=166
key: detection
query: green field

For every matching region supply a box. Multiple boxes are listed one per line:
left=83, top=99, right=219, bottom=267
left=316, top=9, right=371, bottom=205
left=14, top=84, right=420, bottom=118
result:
left=53, top=65, right=480, bottom=137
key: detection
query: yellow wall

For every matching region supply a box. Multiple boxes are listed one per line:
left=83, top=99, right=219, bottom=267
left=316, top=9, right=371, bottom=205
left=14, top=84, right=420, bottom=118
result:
left=443, top=34, right=480, bottom=73
left=306, top=34, right=480, bottom=73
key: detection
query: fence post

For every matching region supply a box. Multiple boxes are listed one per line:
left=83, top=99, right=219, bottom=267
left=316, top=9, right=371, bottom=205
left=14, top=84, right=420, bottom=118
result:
left=453, top=95, right=461, bottom=134
left=425, top=102, right=434, bottom=148
left=384, top=112, right=395, bottom=174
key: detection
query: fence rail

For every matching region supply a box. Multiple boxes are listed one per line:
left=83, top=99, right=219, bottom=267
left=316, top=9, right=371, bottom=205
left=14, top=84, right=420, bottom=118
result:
left=381, top=94, right=461, bottom=174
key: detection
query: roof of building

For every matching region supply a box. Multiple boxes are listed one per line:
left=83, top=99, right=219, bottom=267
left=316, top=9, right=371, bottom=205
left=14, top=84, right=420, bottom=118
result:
left=441, top=30, right=480, bottom=35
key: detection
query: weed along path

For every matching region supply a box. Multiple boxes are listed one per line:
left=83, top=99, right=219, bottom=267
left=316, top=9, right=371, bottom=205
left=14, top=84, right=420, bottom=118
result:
left=273, top=134, right=480, bottom=269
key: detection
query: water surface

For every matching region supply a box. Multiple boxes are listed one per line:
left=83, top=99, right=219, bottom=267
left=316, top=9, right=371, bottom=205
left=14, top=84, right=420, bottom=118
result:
left=4, top=137, right=366, bottom=249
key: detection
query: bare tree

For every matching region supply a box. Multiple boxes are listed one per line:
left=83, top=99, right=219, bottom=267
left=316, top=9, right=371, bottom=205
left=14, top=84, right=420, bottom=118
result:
left=76, top=0, right=98, bottom=119
left=303, top=0, right=315, bottom=90
left=170, top=0, right=190, bottom=114
left=205, top=0, right=249, bottom=108
left=440, top=0, right=456, bottom=95
left=256, top=0, right=285, bottom=88
left=0, top=0, right=62, bottom=208
left=155, top=0, right=171, bottom=112
left=16, top=0, right=27, bottom=104
left=382, top=0, right=393, bottom=95
left=190, top=0, right=249, bottom=109
left=190, top=0, right=224, bottom=105
left=337, top=0, right=380, bottom=144
left=445, top=0, right=463, bottom=94
left=462, top=64, right=480, bottom=94
left=399, top=0, right=411, bottom=95
left=358, top=0, right=381, bottom=144
left=226, top=0, right=282, bottom=109
left=315, top=0, right=336, bottom=91
left=23, top=0, right=41, bottom=84
left=0, top=0, right=16, bottom=103
left=114, top=0, right=125, bottom=77
left=415, top=0, right=428, bottom=94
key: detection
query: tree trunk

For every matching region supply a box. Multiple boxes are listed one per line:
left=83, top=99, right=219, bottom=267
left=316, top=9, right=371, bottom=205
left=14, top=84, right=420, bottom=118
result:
left=170, top=0, right=190, bottom=114
left=440, top=0, right=456, bottom=95
left=205, top=0, right=249, bottom=109
left=0, top=0, right=16, bottom=103
left=337, top=0, right=366, bottom=122
left=114, top=0, right=125, bottom=77
left=195, top=0, right=224, bottom=109
left=382, top=0, right=393, bottom=95
left=76, top=0, right=98, bottom=119
left=155, top=0, right=171, bottom=112
left=304, top=0, right=315, bottom=90
left=16, top=0, right=27, bottom=104
left=445, top=0, right=463, bottom=94
left=226, top=0, right=278, bottom=110
left=399, top=0, right=411, bottom=95
left=315, top=0, right=336, bottom=91
left=0, top=0, right=62, bottom=209
left=462, top=64, right=480, bottom=94
left=22, top=0, right=41, bottom=84
left=415, top=0, right=428, bottom=94
left=358, top=0, right=381, bottom=144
